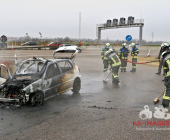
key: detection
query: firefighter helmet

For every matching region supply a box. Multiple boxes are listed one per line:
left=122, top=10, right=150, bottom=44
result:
left=161, top=42, right=169, bottom=48
left=130, top=43, right=135, bottom=47
left=106, top=43, right=110, bottom=47
left=122, top=43, right=127, bottom=47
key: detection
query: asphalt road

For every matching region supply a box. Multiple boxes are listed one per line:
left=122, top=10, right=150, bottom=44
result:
left=0, top=50, right=168, bottom=140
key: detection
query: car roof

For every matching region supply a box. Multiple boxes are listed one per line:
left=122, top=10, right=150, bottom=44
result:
left=23, top=57, right=72, bottom=63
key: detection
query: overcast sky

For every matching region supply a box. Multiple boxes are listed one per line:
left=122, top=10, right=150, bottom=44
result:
left=0, top=0, right=170, bottom=42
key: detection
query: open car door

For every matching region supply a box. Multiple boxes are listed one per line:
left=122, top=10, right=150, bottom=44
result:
left=0, top=64, right=12, bottom=85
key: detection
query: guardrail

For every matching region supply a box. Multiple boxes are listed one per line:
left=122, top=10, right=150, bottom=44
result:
left=0, top=46, right=59, bottom=50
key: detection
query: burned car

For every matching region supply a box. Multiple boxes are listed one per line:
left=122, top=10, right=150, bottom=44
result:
left=0, top=51, right=81, bottom=106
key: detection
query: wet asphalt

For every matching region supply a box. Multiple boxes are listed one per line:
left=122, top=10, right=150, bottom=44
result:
left=0, top=50, right=169, bottom=140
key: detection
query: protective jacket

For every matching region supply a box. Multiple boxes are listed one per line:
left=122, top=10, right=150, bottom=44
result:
left=107, top=51, right=121, bottom=84
left=118, top=47, right=129, bottom=59
left=107, top=52, right=121, bottom=67
left=131, top=47, right=139, bottom=58
left=162, top=53, right=170, bottom=107
left=163, top=54, right=170, bottom=77
left=101, top=47, right=110, bottom=60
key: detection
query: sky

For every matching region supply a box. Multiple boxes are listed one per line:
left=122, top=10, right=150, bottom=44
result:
left=0, top=0, right=170, bottom=42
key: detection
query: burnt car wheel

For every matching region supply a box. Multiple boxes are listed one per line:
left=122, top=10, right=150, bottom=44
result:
left=71, top=78, right=81, bottom=93
left=31, top=92, right=44, bottom=106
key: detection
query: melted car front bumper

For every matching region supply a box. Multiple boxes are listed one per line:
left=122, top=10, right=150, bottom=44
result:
left=0, top=97, right=20, bottom=103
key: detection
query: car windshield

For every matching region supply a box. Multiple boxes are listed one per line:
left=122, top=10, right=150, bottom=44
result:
left=16, top=60, right=45, bottom=74
left=49, top=42, right=54, bottom=44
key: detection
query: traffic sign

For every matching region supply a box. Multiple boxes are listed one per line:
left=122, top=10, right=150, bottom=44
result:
left=1, top=35, right=7, bottom=42
left=126, top=35, right=132, bottom=41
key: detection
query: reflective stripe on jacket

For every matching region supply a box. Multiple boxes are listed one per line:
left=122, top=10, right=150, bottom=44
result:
left=163, top=86, right=170, bottom=100
left=131, top=47, right=139, bottom=58
left=108, top=54, right=121, bottom=67
left=165, top=59, right=170, bottom=77
left=101, top=47, right=110, bottom=60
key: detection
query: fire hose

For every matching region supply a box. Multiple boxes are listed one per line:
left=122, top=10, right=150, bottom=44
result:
left=121, top=59, right=159, bottom=64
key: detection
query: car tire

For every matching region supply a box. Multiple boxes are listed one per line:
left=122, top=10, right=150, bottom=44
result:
left=31, top=92, right=44, bottom=106
left=71, top=78, right=81, bottom=93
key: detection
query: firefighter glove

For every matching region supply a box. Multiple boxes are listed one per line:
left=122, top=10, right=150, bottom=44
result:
left=132, top=54, right=134, bottom=58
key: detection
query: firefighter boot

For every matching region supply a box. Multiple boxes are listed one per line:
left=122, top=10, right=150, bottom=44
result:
left=130, top=68, right=134, bottom=72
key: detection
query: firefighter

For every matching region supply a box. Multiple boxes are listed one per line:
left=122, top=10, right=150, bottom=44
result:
left=130, top=43, right=139, bottom=72
left=105, top=49, right=121, bottom=84
left=159, top=48, right=170, bottom=109
left=118, top=43, right=129, bottom=72
left=156, top=43, right=169, bottom=75
left=101, top=43, right=110, bottom=72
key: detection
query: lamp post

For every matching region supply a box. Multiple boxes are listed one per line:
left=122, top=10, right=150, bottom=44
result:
left=39, top=32, right=42, bottom=45
left=26, top=33, right=28, bottom=42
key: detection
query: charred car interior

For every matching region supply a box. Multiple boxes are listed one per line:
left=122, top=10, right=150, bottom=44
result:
left=0, top=51, right=81, bottom=107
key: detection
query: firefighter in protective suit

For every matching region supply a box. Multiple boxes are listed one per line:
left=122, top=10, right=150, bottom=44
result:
left=118, top=43, right=129, bottom=72
left=105, top=49, right=121, bottom=84
left=130, top=43, right=139, bottom=72
left=160, top=45, right=170, bottom=109
left=101, top=43, right=110, bottom=72
left=156, top=43, right=169, bottom=75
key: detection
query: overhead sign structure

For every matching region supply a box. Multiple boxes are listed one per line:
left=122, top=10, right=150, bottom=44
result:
left=126, top=35, right=132, bottom=41
left=1, top=35, right=7, bottom=42
left=96, top=17, right=144, bottom=46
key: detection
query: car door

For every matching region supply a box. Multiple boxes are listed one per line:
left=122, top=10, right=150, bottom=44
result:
left=52, top=42, right=55, bottom=46
left=57, top=60, right=74, bottom=92
left=43, top=63, right=61, bottom=97
left=0, top=64, right=12, bottom=85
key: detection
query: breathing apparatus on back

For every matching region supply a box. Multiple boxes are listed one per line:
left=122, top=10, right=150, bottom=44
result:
left=105, top=49, right=117, bottom=60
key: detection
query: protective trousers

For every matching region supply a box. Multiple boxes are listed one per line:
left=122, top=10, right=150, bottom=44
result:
left=158, top=61, right=164, bottom=74
left=112, top=65, right=120, bottom=84
left=121, top=59, right=127, bottom=71
left=132, top=58, right=137, bottom=72
left=162, top=77, right=170, bottom=107
left=103, top=60, right=109, bottom=72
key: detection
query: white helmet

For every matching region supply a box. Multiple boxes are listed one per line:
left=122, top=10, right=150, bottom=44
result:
left=122, top=43, right=127, bottom=47
left=106, top=43, right=110, bottom=47
left=161, top=42, right=169, bottom=48
left=130, top=43, right=136, bottom=47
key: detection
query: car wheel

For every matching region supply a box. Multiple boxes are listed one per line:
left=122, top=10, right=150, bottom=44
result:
left=31, top=92, right=44, bottom=106
left=71, top=78, right=81, bottom=93
left=78, top=49, right=82, bottom=53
